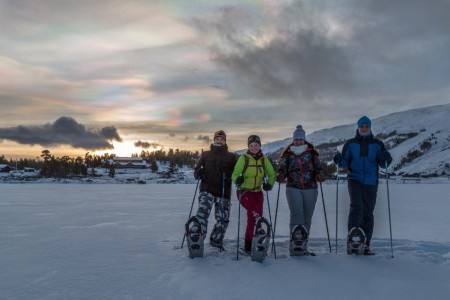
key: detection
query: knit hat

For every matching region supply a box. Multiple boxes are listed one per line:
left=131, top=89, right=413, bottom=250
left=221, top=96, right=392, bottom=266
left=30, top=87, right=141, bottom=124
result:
left=293, top=125, right=306, bottom=140
left=213, top=130, right=226, bottom=142
left=357, top=116, right=371, bottom=128
left=247, top=135, right=261, bottom=146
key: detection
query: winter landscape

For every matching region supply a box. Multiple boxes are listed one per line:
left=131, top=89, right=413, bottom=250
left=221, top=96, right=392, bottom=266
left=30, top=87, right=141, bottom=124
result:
left=1, top=181, right=450, bottom=300
left=2, top=0, right=450, bottom=298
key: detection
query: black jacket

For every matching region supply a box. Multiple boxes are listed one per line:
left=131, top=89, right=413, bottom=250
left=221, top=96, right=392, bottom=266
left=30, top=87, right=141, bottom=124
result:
left=194, top=144, right=237, bottom=198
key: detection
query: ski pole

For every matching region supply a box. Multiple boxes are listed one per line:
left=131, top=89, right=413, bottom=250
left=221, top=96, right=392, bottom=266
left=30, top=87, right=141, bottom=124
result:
left=264, top=177, right=276, bottom=258
left=220, top=173, right=226, bottom=252
left=385, top=162, right=394, bottom=258
left=335, top=164, right=339, bottom=253
left=236, top=189, right=243, bottom=260
left=181, top=179, right=200, bottom=248
left=320, top=182, right=332, bottom=253
left=271, top=182, right=281, bottom=258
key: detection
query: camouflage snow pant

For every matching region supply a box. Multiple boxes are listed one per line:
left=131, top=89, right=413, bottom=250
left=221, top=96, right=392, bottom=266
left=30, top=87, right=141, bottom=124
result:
left=195, top=191, right=230, bottom=244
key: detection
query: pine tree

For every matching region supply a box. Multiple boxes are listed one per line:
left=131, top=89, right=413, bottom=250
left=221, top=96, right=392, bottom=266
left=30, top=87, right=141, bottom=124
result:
left=166, top=161, right=177, bottom=178
left=109, top=165, right=115, bottom=178
left=151, top=161, right=158, bottom=173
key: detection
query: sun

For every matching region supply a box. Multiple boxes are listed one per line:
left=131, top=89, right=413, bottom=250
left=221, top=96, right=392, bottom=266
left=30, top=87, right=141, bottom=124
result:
left=94, top=141, right=140, bottom=157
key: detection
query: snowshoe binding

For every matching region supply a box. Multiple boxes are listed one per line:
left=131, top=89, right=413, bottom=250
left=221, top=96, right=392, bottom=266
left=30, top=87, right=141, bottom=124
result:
left=347, top=227, right=366, bottom=255
left=185, top=216, right=204, bottom=258
left=251, top=217, right=271, bottom=263
left=290, top=224, right=309, bottom=256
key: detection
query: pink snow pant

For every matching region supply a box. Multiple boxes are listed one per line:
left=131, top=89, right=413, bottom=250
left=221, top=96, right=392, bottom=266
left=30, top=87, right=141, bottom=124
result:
left=237, top=190, right=264, bottom=243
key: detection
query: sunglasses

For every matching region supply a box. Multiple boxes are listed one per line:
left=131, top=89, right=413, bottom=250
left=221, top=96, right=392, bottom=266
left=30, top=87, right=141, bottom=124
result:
left=359, top=125, right=370, bottom=128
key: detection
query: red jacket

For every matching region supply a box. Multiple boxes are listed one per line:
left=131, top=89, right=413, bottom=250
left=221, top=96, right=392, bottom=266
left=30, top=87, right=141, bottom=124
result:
left=278, top=142, right=322, bottom=190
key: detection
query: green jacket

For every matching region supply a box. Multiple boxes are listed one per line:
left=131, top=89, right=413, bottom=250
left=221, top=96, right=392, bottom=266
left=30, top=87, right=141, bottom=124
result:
left=232, top=153, right=276, bottom=191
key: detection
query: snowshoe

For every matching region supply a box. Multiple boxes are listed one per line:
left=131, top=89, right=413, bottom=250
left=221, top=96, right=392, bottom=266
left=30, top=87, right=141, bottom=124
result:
left=363, top=246, right=375, bottom=256
left=290, top=224, right=309, bottom=256
left=185, top=216, right=204, bottom=258
left=251, top=217, right=271, bottom=263
left=239, top=248, right=251, bottom=256
left=210, top=238, right=226, bottom=251
left=347, top=227, right=366, bottom=255
left=210, top=227, right=226, bottom=251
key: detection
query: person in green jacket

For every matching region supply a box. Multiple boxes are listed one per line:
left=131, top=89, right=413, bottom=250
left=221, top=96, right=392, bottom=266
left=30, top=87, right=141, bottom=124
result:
left=232, top=135, right=276, bottom=254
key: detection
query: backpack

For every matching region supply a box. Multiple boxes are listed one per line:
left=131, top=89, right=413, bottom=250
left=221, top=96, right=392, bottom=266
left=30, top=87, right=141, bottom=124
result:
left=242, top=154, right=267, bottom=176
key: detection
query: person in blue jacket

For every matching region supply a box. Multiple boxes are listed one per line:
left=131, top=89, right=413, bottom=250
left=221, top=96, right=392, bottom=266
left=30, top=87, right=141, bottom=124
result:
left=333, top=116, right=392, bottom=255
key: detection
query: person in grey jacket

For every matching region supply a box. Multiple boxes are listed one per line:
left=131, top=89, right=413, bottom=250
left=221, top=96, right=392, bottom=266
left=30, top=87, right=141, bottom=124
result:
left=276, top=125, right=324, bottom=250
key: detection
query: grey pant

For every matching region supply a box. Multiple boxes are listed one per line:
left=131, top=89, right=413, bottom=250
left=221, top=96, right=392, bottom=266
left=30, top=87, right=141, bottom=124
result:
left=286, top=187, right=318, bottom=233
left=195, top=191, right=230, bottom=243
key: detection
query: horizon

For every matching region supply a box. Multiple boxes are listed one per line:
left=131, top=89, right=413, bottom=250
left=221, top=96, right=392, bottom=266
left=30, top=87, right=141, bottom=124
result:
left=2, top=101, right=450, bottom=161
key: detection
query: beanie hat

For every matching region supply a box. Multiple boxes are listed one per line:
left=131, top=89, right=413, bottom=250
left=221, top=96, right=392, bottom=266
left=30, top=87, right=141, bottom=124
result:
left=293, top=125, right=306, bottom=140
left=247, top=135, right=261, bottom=146
left=357, top=116, right=371, bottom=128
left=213, top=130, right=226, bottom=142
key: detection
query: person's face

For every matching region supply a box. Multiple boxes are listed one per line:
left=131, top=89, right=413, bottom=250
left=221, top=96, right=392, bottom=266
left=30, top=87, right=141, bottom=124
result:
left=248, top=142, right=260, bottom=154
left=358, top=124, right=370, bottom=135
left=293, top=139, right=305, bottom=146
left=214, top=136, right=226, bottom=145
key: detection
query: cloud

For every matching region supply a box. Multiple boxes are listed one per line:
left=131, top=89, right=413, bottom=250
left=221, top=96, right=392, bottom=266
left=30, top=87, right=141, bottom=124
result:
left=193, top=0, right=450, bottom=104
left=197, top=135, right=211, bottom=144
left=134, top=140, right=162, bottom=149
left=0, top=116, right=122, bottom=150
left=193, top=3, right=354, bottom=101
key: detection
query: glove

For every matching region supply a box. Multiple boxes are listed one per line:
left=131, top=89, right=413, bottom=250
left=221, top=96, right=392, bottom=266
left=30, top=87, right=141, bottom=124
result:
left=276, top=172, right=285, bottom=183
left=235, top=175, right=244, bottom=185
left=315, top=171, right=324, bottom=183
left=262, top=182, right=272, bottom=191
left=195, top=168, right=205, bottom=180
left=333, top=152, right=342, bottom=164
left=377, top=150, right=391, bottom=166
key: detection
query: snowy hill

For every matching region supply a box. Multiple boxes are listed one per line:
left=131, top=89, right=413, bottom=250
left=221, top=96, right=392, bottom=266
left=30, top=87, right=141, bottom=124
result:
left=260, top=104, right=450, bottom=176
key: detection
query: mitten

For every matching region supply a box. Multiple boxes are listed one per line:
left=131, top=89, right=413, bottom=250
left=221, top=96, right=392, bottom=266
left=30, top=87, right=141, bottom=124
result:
left=333, top=152, right=343, bottom=164
left=262, top=183, right=272, bottom=191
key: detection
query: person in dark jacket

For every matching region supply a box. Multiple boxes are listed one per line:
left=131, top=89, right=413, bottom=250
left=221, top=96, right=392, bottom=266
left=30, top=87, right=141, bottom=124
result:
left=276, top=125, right=323, bottom=253
left=193, top=130, right=237, bottom=248
left=333, top=116, right=392, bottom=255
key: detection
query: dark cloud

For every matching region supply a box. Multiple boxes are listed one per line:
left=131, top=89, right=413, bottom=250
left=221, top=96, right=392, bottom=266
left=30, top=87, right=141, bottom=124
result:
left=0, top=116, right=122, bottom=150
left=101, top=126, right=123, bottom=142
left=193, top=3, right=354, bottom=101
left=197, top=135, right=211, bottom=144
left=134, top=140, right=162, bottom=149
left=193, top=0, right=450, bottom=102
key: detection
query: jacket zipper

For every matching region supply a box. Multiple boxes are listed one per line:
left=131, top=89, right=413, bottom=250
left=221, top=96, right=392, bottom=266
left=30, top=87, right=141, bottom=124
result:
left=298, top=157, right=304, bottom=189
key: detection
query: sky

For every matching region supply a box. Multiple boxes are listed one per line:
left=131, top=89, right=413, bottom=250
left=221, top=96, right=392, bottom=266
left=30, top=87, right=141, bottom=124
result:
left=1, top=0, right=450, bottom=158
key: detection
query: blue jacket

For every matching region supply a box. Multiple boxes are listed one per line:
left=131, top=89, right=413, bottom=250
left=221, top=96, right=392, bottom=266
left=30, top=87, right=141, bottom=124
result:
left=338, top=130, right=391, bottom=185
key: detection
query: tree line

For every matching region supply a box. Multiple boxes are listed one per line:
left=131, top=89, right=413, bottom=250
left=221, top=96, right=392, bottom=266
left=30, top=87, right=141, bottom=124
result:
left=0, top=148, right=201, bottom=178
left=1, top=148, right=339, bottom=180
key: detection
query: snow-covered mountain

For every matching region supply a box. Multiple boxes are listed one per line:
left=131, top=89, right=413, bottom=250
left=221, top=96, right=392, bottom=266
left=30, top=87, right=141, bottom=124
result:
left=260, top=103, right=450, bottom=176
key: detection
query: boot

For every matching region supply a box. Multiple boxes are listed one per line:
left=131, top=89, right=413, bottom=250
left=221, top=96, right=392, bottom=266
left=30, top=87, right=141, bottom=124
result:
left=363, top=246, right=375, bottom=256
left=244, top=239, right=252, bottom=254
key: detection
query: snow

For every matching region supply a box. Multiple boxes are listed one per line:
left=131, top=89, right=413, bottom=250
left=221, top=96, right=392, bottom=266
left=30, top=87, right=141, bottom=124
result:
left=1, top=182, right=450, bottom=299
left=262, top=103, right=450, bottom=176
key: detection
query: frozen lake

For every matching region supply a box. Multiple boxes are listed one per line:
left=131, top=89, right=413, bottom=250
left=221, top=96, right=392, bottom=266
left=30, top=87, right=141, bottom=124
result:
left=1, top=183, right=450, bottom=299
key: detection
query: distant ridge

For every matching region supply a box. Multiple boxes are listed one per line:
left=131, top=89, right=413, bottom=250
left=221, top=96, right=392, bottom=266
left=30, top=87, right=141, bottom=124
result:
left=258, top=103, right=450, bottom=176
